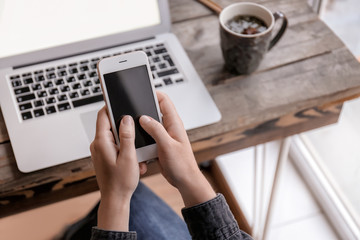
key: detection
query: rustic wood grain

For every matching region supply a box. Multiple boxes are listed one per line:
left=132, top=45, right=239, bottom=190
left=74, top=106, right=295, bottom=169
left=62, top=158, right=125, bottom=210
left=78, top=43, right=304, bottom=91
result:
left=0, top=109, right=9, bottom=144
left=1, top=0, right=360, bottom=217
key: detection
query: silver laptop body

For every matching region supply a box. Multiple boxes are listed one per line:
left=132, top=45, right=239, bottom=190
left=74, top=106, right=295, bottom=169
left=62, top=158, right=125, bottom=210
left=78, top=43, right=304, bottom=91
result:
left=0, top=0, right=221, bottom=172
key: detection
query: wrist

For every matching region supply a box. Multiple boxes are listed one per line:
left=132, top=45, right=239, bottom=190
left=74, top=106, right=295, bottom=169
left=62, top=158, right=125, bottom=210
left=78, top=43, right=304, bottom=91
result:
left=98, top=196, right=131, bottom=231
left=178, top=172, right=216, bottom=208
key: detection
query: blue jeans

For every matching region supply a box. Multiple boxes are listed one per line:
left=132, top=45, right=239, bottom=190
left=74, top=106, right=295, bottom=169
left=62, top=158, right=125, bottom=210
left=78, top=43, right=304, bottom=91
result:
left=60, top=181, right=191, bottom=240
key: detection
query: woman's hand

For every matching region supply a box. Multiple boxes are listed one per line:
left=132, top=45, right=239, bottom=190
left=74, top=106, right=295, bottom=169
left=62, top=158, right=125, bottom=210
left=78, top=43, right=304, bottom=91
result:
left=140, top=92, right=216, bottom=207
left=90, top=107, right=147, bottom=231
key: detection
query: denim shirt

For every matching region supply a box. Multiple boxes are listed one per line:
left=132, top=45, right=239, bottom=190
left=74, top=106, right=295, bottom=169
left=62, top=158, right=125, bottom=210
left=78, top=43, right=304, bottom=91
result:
left=91, top=194, right=253, bottom=240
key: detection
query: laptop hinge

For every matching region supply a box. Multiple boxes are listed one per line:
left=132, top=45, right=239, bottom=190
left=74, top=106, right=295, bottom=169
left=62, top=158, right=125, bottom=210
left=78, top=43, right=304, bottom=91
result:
left=13, top=37, right=155, bottom=70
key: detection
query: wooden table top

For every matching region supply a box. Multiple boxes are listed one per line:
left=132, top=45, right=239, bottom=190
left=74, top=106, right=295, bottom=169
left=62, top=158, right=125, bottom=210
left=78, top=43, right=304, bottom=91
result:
left=1, top=0, right=360, bottom=217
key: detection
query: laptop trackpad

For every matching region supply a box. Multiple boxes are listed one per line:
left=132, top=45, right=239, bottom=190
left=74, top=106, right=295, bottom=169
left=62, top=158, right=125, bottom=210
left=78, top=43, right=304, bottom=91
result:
left=80, top=110, right=98, bottom=144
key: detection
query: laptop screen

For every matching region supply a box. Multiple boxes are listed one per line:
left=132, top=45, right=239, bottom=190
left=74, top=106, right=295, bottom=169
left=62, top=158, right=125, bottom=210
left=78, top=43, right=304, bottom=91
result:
left=0, top=0, right=161, bottom=59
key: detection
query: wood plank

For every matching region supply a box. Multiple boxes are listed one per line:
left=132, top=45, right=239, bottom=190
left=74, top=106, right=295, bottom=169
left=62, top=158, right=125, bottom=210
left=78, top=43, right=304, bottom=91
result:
left=169, top=0, right=313, bottom=23
left=0, top=109, right=9, bottom=144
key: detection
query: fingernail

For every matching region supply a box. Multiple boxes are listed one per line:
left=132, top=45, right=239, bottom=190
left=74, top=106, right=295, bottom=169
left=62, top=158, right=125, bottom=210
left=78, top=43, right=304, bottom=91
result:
left=123, top=115, right=133, bottom=126
left=141, top=115, right=151, bottom=123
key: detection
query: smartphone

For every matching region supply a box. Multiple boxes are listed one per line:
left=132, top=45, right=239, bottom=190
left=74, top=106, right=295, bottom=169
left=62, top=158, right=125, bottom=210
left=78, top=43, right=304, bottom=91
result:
left=97, top=51, right=162, bottom=162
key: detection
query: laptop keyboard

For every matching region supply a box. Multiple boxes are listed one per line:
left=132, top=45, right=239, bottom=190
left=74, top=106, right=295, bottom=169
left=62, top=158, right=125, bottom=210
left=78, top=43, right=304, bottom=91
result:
left=8, top=43, right=185, bottom=121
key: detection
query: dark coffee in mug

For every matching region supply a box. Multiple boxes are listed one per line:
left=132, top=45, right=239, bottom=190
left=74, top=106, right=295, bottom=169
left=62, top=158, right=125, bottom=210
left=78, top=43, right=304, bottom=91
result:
left=219, top=3, right=287, bottom=74
left=225, top=15, right=268, bottom=35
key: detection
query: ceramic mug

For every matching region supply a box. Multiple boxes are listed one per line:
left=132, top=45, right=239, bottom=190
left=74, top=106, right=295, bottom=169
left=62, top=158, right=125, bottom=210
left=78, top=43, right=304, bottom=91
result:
left=220, top=2, right=288, bottom=74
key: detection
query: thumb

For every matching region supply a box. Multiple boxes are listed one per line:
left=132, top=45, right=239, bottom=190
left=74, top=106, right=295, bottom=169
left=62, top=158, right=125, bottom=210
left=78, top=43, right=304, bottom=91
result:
left=139, top=115, right=170, bottom=145
left=118, top=115, right=136, bottom=159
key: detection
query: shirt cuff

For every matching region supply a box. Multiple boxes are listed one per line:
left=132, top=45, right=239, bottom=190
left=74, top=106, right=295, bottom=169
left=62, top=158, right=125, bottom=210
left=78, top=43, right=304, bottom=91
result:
left=90, top=227, right=137, bottom=240
left=182, top=194, right=247, bottom=240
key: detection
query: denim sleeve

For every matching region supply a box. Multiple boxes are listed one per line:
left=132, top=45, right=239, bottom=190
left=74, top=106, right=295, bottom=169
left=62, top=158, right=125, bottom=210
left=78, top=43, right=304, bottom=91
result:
left=90, top=227, right=137, bottom=240
left=181, top=194, right=253, bottom=240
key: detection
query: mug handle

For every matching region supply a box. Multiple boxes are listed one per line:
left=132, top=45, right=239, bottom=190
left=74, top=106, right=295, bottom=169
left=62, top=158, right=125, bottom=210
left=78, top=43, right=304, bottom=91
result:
left=268, top=11, right=288, bottom=50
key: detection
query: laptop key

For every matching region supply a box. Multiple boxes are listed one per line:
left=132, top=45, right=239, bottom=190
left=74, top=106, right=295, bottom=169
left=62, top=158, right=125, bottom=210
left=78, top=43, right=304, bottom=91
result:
left=22, top=111, right=33, bottom=120
left=152, top=57, right=160, bottom=63
left=34, top=70, right=43, bottom=74
left=80, top=65, right=89, bottom=72
left=34, top=108, right=45, bottom=117
left=46, top=67, right=55, bottom=72
left=155, top=84, right=162, bottom=88
left=163, top=78, right=173, bottom=85
left=10, top=75, right=20, bottom=80
left=72, top=83, right=81, bottom=90
left=94, top=77, right=100, bottom=84
left=46, top=97, right=56, bottom=104
left=69, top=68, right=78, bottom=74
left=47, top=72, right=56, bottom=79
left=57, top=65, right=66, bottom=69
left=23, top=78, right=34, bottom=84
left=90, top=63, right=97, bottom=69
left=80, top=89, right=91, bottom=96
left=92, top=86, right=101, bottom=93
left=83, top=80, right=92, bottom=87
left=19, top=102, right=32, bottom=111
left=45, top=106, right=57, bottom=114
left=49, top=88, right=59, bottom=95
left=14, top=86, right=30, bottom=95
left=17, top=93, right=35, bottom=103
left=58, top=70, right=67, bottom=77
left=77, top=73, right=86, bottom=80
left=43, top=81, right=54, bottom=88
left=89, top=71, right=97, bottom=77
left=69, top=91, right=79, bottom=99
left=34, top=100, right=44, bottom=107
left=175, top=78, right=184, bottom=83
left=72, top=94, right=104, bottom=108
left=22, top=72, right=32, bottom=77
left=55, top=78, right=65, bottom=85
left=163, top=55, right=175, bottom=66
left=157, top=68, right=179, bottom=78
left=66, top=76, right=76, bottom=83
left=32, top=83, right=42, bottom=91
left=11, top=80, right=22, bottom=87
left=154, top=48, right=167, bottom=54
left=158, top=63, right=167, bottom=69
left=35, top=75, right=45, bottom=82
left=60, top=85, right=70, bottom=92
left=57, top=94, right=68, bottom=102
left=37, top=90, right=47, bottom=98
left=58, top=102, right=71, bottom=111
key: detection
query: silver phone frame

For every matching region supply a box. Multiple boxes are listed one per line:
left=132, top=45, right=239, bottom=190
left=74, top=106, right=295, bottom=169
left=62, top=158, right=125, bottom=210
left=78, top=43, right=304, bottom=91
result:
left=97, top=51, right=162, bottom=162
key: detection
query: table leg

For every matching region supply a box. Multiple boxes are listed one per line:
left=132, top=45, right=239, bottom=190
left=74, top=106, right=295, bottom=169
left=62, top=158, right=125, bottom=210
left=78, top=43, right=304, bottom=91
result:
left=258, top=137, right=292, bottom=240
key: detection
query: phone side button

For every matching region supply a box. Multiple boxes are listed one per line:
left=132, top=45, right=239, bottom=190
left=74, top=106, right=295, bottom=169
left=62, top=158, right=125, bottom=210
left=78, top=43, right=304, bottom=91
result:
left=72, top=94, right=104, bottom=108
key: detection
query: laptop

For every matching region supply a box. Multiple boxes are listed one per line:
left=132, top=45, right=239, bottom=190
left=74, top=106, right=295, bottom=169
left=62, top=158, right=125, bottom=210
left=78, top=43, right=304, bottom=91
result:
left=0, top=0, right=221, bottom=173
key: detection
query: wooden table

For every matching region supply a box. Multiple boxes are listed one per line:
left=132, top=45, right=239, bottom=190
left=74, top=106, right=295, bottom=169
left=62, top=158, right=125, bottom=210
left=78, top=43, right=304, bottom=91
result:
left=1, top=0, right=360, bottom=227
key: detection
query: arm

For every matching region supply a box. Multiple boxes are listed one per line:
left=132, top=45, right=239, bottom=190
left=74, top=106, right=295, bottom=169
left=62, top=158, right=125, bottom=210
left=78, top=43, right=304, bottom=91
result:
left=140, top=92, right=253, bottom=240
left=90, top=108, right=147, bottom=240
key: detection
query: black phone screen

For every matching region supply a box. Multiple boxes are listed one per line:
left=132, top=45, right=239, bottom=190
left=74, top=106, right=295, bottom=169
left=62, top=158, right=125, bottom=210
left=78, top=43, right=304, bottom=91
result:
left=104, top=65, right=159, bottom=148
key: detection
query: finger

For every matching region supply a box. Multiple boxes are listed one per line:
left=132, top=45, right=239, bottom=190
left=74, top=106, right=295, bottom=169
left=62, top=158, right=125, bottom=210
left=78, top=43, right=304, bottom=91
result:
left=139, top=163, right=148, bottom=175
left=118, top=115, right=136, bottom=158
left=95, top=106, right=112, bottom=138
left=139, top=115, right=171, bottom=145
left=156, top=91, right=187, bottom=140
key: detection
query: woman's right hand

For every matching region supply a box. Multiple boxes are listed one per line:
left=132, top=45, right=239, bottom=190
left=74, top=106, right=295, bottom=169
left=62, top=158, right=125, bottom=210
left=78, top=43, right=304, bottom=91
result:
left=139, top=91, right=216, bottom=207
